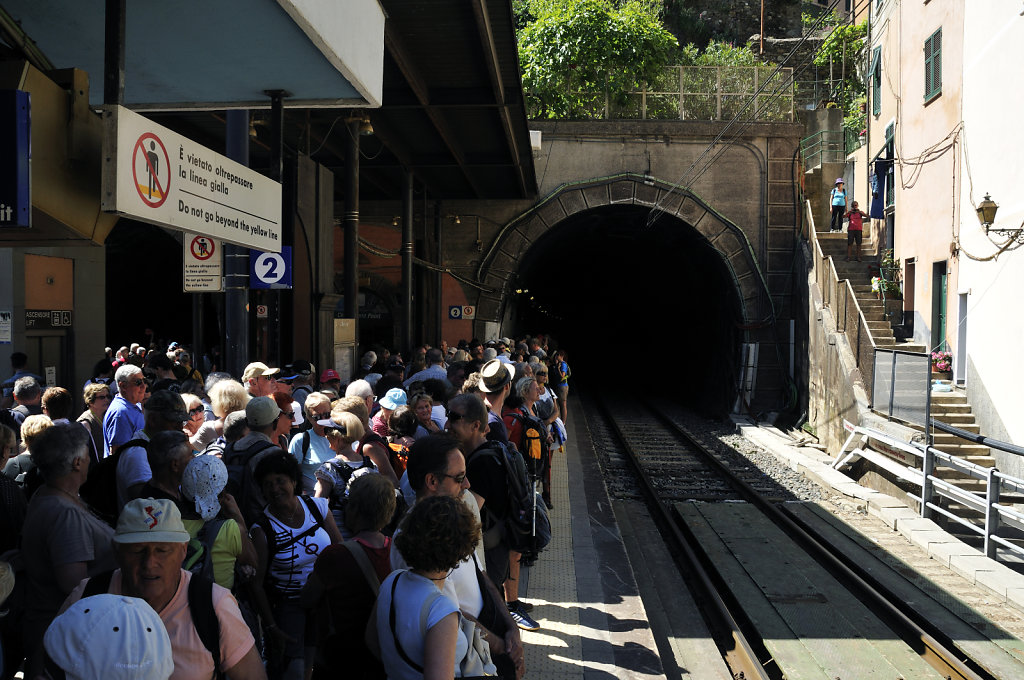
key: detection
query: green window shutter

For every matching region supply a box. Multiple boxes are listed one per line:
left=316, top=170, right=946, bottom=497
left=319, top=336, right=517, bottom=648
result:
left=924, top=29, right=942, bottom=101
left=871, top=47, right=882, bottom=115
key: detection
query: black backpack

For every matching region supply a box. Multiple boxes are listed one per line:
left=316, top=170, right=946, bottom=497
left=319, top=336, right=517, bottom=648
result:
left=505, top=407, right=550, bottom=479
left=83, top=569, right=222, bottom=675
left=222, top=438, right=281, bottom=526
left=467, top=441, right=550, bottom=565
left=80, top=437, right=149, bottom=526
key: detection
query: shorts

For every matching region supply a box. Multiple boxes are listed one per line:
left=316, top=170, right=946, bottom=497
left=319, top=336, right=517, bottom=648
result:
left=847, top=230, right=862, bottom=245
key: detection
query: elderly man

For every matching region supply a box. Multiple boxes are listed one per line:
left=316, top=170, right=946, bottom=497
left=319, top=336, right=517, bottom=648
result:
left=287, top=392, right=334, bottom=494
left=61, top=498, right=266, bottom=680
left=225, top=396, right=287, bottom=523
left=447, top=394, right=540, bottom=632
left=478, top=359, right=515, bottom=446
left=402, top=348, right=448, bottom=388
left=395, top=433, right=525, bottom=680
left=103, top=364, right=147, bottom=456
left=139, top=430, right=194, bottom=510
left=116, top=391, right=190, bottom=509
left=241, top=361, right=279, bottom=397
left=344, top=378, right=375, bottom=418
left=10, top=376, right=43, bottom=421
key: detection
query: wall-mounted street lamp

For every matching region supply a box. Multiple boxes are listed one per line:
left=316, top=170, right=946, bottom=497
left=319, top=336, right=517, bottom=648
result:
left=977, top=192, right=1024, bottom=244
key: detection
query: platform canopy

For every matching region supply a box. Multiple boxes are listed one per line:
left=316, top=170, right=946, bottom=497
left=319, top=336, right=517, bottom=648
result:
left=1, top=0, right=385, bottom=110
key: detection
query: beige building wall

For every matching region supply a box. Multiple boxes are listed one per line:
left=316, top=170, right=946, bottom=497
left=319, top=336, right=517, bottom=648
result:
left=868, top=0, right=964, bottom=351
left=956, top=2, right=1024, bottom=461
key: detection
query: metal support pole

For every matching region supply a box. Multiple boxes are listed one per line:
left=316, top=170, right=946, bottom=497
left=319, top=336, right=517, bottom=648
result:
left=434, top=201, right=443, bottom=348
left=342, top=119, right=360, bottom=339
left=267, top=91, right=285, bottom=364
left=401, top=169, right=414, bottom=352
left=104, top=0, right=125, bottom=106
left=224, top=110, right=250, bottom=379
left=984, top=468, right=1001, bottom=559
left=921, top=445, right=934, bottom=519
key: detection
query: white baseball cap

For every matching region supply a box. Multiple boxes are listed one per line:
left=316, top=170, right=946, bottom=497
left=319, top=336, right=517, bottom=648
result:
left=45, top=594, right=174, bottom=680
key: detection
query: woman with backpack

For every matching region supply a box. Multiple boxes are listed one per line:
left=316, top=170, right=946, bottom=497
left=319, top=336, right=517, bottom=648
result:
left=180, top=455, right=257, bottom=590
left=376, top=495, right=493, bottom=680
left=251, top=451, right=342, bottom=680
left=301, top=474, right=397, bottom=680
left=314, top=410, right=377, bottom=538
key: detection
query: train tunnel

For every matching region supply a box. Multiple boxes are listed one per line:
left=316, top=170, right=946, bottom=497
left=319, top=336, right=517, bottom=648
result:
left=505, top=204, right=745, bottom=416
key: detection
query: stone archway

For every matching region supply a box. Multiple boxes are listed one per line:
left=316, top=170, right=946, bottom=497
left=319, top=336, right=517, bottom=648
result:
left=472, top=172, right=772, bottom=332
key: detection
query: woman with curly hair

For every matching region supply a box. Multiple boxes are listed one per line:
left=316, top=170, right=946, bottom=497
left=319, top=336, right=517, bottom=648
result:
left=376, top=495, right=486, bottom=680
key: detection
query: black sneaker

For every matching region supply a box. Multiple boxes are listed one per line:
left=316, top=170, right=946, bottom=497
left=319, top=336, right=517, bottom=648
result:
left=508, top=601, right=540, bottom=631
left=508, top=599, right=533, bottom=613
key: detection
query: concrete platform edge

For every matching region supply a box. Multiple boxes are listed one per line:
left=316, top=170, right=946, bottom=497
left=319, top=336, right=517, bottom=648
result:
left=732, top=416, right=1024, bottom=615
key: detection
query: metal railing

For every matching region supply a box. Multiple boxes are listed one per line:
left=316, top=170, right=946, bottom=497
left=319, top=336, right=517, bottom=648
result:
left=871, top=349, right=930, bottom=427
left=526, top=66, right=795, bottom=122
left=808, top=200, right=878, bottom=397
left=835, top=421, right=1024, bottom=561
left=800, top=129, right=846, bottom=170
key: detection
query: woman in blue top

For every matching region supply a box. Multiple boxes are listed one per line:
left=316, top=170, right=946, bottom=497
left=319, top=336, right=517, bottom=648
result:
left=830, top=178, right=847, bottom=232
left=376, top=495, right=485, bottom=680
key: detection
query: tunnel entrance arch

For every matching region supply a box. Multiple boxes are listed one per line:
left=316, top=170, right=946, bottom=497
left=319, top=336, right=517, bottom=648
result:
left=474, top=173, right=773, bottom=329
left=470, top=173, right=775, bottom=414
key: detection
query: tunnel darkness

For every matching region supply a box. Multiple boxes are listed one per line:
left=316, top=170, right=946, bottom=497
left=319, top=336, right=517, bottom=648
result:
left=506, top=204, right=745, bottom=415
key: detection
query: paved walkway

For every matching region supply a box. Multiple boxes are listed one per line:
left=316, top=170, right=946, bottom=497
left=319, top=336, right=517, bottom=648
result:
left=518, top=410, right=666, bottom=680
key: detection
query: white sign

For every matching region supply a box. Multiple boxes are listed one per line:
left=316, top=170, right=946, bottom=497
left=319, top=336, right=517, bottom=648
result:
left=44, top=366, right=56, bottom=388
left=102, top=106, right=282, bottom=252
left=0, top=311, right=10, bottom=344
left=254, top=253, right=285, bottom=284
left=183, top=233, right=224, bottom=292
left=462, top=305, right=476, bottom=320
left=256, top=304, right=269, bottom=319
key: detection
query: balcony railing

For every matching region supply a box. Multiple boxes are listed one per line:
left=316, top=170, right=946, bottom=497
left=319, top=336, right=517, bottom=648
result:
left=526, top=66, right=795, bottom=122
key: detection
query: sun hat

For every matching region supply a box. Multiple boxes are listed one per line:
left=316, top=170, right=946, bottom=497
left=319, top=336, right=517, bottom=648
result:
left=182, top=456, right=228, bottom=521
left=246, top=395, right=283, bottom=428
left=114, top=498, right=191, bottom=544
left=835, top=177, right=844, bottom=184
left=45, top=594, right=173, bottom=680
left=241, top=361, right=280, bottom=382
left=479, top=359, right=515, bottom=393
left=379, top=387, right=408, bottom=410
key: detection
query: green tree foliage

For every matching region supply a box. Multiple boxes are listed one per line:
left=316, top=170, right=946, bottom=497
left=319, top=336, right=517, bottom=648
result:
left=519, top=0, right=678, bottom=118
left=811, top=15, right=868, bottom=143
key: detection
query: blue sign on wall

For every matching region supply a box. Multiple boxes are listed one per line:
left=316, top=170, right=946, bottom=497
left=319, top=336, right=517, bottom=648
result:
left=0, top=90, right=31, bottom=228
left=250, top=246, right=293, bottom=289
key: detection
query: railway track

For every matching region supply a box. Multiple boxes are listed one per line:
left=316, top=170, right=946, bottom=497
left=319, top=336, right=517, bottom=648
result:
left=583, top=392, right=998, bottom=680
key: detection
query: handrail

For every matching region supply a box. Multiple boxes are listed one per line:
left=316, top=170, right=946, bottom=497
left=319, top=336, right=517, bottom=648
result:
left=837, top=420, right=1024, bottom=561
left=929, top=419, right=1024, bottom=457
left=807, top=199, right=877, bottom=393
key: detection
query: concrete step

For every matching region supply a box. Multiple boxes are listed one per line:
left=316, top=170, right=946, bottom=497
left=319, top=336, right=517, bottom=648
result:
left=933, top=443, right=991, bottom=456
left=933, top=403, right=972, bottom=415
left=931, top=393, right=969, bottom=405
left=933, top=413, right=976, bottom=425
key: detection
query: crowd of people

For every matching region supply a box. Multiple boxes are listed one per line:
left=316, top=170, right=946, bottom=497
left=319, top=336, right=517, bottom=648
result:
left=0, top=335, right=572, bottom=680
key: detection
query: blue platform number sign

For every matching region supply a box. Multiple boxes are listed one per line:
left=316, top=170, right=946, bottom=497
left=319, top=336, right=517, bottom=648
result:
left=448, top=306, right=463, bottom=320
left=0, top=90, right=31, bottom=229
left=250, top=246, right=292, bottom=289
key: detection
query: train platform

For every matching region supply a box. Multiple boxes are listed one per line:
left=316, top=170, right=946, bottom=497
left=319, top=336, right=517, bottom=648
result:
left=515, top=405, right=730, bottom=680
left=513, top=403, right=1024, bottom=680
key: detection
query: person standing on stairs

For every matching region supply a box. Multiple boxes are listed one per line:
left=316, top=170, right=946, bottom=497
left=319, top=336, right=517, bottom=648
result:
left=845, top=200, right=867, bottom=262
left=830, top=178, right=847, bottom=232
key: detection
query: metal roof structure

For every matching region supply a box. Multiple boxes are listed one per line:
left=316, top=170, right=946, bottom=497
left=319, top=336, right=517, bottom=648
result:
left=1, top=0, right=536, bottom=204
left=365, top=0, right=537, bottom=200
